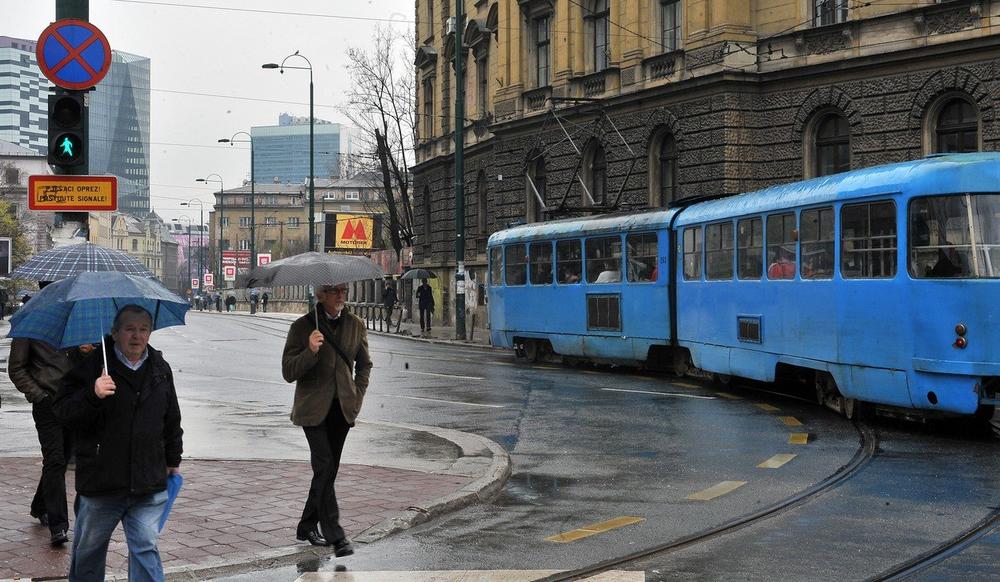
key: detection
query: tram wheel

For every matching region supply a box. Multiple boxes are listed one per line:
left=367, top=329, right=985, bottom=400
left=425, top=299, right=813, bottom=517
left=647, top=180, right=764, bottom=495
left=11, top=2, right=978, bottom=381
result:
left=523, top=341, right=540, bottom=363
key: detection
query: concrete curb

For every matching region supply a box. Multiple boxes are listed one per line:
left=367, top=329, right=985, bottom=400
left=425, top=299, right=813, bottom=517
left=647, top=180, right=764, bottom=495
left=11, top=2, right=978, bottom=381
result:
left=155, top=422, right=510, bottom=581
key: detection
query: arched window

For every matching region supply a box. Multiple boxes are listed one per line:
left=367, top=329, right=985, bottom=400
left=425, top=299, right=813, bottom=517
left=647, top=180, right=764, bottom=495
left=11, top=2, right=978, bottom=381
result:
left=814, top=114, right=850, bottom=177
left=423, top=185, right=433, bottom=245
left=585, top=142, right=607, bottom=205
left=526, top=156, right=546, bottom=223
left=477, top=170, right=488, bottom=233
left=649, top=130, right=677, bottom=207
left=935, top=99, right=979, bottom=153
left=589, top=0, right=610, bottom=72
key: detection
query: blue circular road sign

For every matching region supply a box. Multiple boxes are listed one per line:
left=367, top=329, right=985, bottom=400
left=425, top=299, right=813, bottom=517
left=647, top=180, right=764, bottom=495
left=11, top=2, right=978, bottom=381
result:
left=36, top=19, right=112, bottom=90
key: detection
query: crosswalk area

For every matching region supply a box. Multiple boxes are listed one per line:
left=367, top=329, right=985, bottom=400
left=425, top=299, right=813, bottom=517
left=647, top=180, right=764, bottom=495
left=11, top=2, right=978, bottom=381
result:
left=295, top=571, right=644, bottom=582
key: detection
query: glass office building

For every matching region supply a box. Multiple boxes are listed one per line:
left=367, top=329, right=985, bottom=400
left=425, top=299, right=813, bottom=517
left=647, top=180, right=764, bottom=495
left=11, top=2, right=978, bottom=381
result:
left=0, top=36, right=49, bottom=153
left=252, top=117, right=341, bottom=185
left=89, top=50, right=151, bottom=215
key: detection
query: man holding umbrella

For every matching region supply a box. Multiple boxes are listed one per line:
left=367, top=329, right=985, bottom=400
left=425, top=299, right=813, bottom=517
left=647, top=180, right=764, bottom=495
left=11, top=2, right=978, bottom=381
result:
left=54, top=304, right=184, bottom=581
left=282, top=283, right=372, bottom=555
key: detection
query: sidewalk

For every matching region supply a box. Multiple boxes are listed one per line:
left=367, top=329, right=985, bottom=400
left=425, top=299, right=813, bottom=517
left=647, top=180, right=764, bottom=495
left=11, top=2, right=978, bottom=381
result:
left=0, top=318, right=511, bottom=581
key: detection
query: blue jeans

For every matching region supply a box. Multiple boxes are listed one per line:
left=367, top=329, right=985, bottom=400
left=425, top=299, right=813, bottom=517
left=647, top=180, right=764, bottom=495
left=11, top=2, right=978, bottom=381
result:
left=70, top=490, right=168, bottom=582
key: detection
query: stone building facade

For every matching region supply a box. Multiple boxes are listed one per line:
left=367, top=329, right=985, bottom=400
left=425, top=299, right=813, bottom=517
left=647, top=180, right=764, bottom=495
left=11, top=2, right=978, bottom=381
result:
left=412, top=0, right=1000, bottom=327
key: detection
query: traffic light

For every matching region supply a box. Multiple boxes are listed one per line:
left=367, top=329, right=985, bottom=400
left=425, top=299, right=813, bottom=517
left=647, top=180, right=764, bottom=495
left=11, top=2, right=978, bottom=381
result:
left=47, top=91, right=87, bottom=172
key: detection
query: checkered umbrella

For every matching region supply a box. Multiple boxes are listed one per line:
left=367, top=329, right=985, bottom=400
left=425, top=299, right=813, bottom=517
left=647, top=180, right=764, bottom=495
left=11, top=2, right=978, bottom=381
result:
left=7, top=272, right=188, bottom=350
left=243, top=251, right=385, bottom=289
left=9, top=242, right=155, bottom=281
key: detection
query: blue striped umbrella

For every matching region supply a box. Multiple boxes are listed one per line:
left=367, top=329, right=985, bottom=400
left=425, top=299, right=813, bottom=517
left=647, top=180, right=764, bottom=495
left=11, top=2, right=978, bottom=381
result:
left=9, top=242, right=155, bottom=281
left=7, top=272, right=188, bottom=350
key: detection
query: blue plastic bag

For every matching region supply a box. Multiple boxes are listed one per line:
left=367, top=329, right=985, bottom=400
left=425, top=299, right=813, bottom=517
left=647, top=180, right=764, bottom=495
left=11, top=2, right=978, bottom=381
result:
left=158, top=473, right=183, bottom=532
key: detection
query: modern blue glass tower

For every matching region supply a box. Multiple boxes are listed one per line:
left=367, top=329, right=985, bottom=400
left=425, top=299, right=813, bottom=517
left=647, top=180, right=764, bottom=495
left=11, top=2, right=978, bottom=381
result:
left=252, top=116, right=341, bottom=186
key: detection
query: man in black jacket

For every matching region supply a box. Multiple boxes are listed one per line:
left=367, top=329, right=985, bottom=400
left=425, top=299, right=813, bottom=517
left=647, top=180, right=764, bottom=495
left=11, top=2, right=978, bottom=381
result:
left=54, top=305, right=183, bottom=582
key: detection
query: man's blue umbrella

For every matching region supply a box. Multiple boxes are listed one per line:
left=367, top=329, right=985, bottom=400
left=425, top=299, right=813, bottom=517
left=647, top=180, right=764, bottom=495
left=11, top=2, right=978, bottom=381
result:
left=158, top=473, right=183, bottom=532
left=7, top=272, right=189, bottom=368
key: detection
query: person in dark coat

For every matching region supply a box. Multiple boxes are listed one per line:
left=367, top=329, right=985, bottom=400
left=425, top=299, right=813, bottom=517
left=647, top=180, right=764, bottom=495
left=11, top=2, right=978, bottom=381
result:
left=381, top=283, right=398, bottom=328
left=8, top=337, right=94, bottom=545
left=54, top=305, right=183, bottom=581
left=0, top=287, right=8, bottom=320
left=226, top=294, right=237, bottom=312
left=250, top=290, right=260, bottom=314
left=282, top=283, right=372, bottom=556
left=262, top=292, right=270, bottom=313
left=415, top=279, right=435, bottom=333
left=7, top=281, right=95, bottom=546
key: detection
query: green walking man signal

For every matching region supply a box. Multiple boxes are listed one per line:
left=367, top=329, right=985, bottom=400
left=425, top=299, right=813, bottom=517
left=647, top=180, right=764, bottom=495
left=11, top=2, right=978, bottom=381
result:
left=47, top=91, right=87, bottom=171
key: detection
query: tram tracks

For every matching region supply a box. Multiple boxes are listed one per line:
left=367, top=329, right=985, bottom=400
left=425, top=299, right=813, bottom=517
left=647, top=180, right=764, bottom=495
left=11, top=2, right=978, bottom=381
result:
left=869, top=508, right=1000, bottom=581
left=540, top=421, right=880, bottom=582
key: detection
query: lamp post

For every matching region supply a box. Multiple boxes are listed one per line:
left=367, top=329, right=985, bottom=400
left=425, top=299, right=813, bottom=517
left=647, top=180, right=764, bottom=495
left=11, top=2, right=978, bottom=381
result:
left=262, top=51, right=315, bottom=252
left=219, top=132, right=255, bottom=269
left=196, top=174, right=225, bottom=288
left=181, top=199, right=205, bottom=290
left=173, top=216, right=192, bottom=298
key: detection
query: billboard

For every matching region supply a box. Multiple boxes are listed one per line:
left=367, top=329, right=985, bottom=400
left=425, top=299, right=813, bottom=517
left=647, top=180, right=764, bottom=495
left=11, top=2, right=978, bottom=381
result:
left=324, top=213, right=381, bottom=252
left=222, top=250, right=251, bottom=267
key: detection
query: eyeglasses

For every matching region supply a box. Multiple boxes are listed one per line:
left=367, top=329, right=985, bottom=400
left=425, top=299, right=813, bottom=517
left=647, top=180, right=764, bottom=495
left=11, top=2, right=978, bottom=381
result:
left=319, top=287, right=349, bottom=295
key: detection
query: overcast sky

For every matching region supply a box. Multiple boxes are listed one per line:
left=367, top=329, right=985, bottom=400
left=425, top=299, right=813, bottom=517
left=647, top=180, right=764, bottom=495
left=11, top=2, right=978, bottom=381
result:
left=7, top=0, right=413, bottom=225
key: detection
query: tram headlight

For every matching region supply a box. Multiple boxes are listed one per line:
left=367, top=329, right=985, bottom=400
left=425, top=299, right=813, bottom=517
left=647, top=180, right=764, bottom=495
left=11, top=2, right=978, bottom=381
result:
left=954, top=337, right=968, bottom=349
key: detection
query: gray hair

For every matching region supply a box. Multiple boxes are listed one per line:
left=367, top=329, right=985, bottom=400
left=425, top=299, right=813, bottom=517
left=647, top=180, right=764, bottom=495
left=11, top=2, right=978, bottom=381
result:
left=112, top=304, right=153, bottom=332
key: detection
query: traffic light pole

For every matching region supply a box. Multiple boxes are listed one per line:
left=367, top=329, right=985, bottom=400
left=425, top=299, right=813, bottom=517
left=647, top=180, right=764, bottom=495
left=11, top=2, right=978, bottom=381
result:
left=454, top=1, right=467, bottom=341
left=53, top=0, right=91, bottom=241
left=56, top=0, right=87, bottom=19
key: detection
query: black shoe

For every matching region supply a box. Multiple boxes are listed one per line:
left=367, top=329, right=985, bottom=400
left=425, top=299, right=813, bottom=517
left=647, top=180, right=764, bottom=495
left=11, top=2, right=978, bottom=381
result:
left=50, top=530, right=68, bottom=546
left=31, top=511, right=49, bottom=527
left=331, top=537, right=354, bottom=557
left=296, top=528, right=329, bottom=547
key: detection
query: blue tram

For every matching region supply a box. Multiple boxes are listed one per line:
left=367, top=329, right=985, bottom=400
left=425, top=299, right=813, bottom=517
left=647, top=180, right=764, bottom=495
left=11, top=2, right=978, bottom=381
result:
left=487, top=153, right=1000, bottom=417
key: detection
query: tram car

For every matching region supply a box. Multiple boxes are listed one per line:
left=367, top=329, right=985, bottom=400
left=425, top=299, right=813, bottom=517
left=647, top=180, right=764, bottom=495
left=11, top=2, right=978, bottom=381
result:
left=487, top=153, right=1000, bottom=418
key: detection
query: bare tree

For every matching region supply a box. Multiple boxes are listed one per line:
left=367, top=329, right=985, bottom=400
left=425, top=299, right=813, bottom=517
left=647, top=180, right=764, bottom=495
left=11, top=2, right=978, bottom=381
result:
left=341, top=25, right=416, bottom=259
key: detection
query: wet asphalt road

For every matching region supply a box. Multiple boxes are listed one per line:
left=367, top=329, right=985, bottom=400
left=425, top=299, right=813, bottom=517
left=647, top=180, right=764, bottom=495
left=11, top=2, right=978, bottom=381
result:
left=5, top=311, right=996, bottom=580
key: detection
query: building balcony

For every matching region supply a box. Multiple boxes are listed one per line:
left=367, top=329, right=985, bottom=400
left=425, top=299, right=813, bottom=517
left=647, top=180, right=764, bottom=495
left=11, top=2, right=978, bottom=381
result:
left=643, top=50, right=684, bottom=82
left=522, top=86, right=552, bottom=113
left=572, top=68, right=619, bottom=99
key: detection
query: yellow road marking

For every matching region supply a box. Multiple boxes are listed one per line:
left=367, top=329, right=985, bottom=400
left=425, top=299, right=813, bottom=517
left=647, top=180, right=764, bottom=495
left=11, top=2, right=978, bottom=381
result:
left=686, top=480, right=747, bottom=501
left=674, top=381, right=699, bottom=389
left=779, top=416, right=803, bottom=426
left=754, top=403, right=780, bottom=412
left=788, top=433, right=810, bottom=445
left=545, top=516, right=645, bottom=543
left=757, top=453, right=797, bottom=469
left=715, top=392, right=742, bottom=400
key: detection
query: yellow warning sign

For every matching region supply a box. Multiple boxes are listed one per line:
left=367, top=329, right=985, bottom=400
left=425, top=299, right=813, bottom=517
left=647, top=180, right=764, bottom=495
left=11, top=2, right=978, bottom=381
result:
left=336, top=216, right=374, bottom=249
left=28, top=175, right=118, bottom=211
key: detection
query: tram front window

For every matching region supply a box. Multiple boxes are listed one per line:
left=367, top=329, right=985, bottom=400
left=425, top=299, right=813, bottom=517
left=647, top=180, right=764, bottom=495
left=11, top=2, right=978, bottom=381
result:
left=910, top=194, right=1000, bottom=279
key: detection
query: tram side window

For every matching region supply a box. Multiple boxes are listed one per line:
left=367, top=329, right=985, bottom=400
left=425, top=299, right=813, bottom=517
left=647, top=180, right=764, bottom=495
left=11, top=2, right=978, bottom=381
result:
left=766, top=213, right=797, bottom=280
left=530, top=242, right=554, bottom=284
left=737, top=217, right=763, bottom=279
left=841, top=201, right=897, bottom=279
left=626, top=233, right=658, bottom=282
left=910, top=194, right=1000, bottom=279
left=586, top=236, right=623, bottom=283
left=556, top=240, right=583, bottom=284
left=505, top=244, right=528, bottom=285
left=800, top=207, right=834, bottom=279
left=705, top=222, right=735, bottom=280
left=682, top=227, right=702, bottom=280
left=489, top=247, right=503, bottom=286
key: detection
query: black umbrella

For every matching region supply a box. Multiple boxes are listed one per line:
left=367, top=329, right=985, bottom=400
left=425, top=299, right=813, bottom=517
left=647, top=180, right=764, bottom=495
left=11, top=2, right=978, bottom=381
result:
left=9, top=242, right=155, bottom=281
left=243, top=252, right=385, bottom=289
left=400, top=268, right=437, bottom=280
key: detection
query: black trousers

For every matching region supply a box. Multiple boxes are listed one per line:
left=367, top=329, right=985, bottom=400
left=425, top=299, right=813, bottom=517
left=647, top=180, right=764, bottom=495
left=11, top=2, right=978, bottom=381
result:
left=419, top=308, right=432, bottom=331
left=299, top=403, right=351, bottom=543
left=31, top=398, right=71, bottom=533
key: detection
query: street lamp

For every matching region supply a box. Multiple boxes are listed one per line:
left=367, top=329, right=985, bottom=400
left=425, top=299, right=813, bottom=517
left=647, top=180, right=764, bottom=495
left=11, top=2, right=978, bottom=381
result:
left=196, top=174, right=225, bottom=288
left=263, top=51, right=315, bottom=252
left=219, top=132, right=255, bottom=268
left=172, top=216, right=192, bottom=297
left=181, top=199, right=205, bottom=291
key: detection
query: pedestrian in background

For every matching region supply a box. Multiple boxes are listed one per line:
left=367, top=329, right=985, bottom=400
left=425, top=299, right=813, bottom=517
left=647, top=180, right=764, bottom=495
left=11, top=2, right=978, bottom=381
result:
left=250, top=290, right=259, bottom=315
left=7, top=281, right=95, bottom=546
left=415, top=279, right=435, bottom=334
left=0, top=287, right=8, bottom=320
left=381, top=282, right=397, bottom=329
left=226, top=294, right=236, bottom=312
left=214, top=292, right=222, bottom=312
left=262, top=292, right=270, bottom=313
left=54, top=304, right=184, bottom=582
left=281, top=283, right=372, bottom=556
